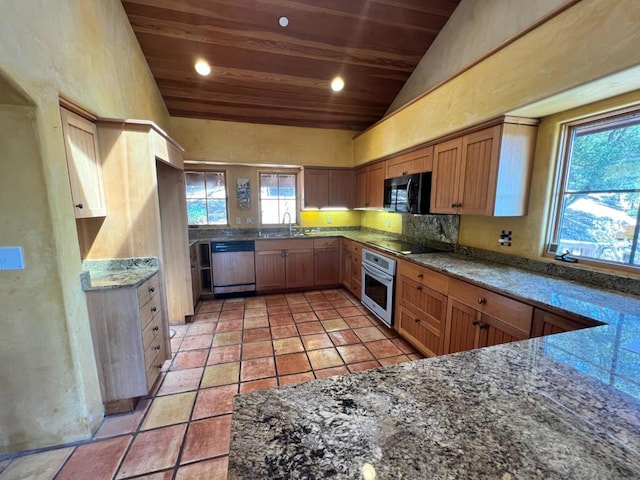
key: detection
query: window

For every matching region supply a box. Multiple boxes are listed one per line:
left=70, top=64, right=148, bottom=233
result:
left=185, top=171, right=228, bottom=225
left=259, top=172, right=297, bottom=224
left=551, top=109, right=640, bottom=266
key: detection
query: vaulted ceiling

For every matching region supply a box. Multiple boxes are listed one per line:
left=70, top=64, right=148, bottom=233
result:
left=123, top=0, right=460, bottom=131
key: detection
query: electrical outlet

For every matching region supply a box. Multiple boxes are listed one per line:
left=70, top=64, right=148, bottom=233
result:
left=499, top=230, right=512, bottom=247
left=245, top=217, right=253, bottom=224
left=235, top=217, right=242, bottom=225
left=327, top=215, right=332, bottom=224
left=386, top=218, right=392, bottom=228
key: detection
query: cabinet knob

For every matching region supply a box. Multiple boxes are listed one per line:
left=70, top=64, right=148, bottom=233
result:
left=154, top=345, right=161, bottom=351
left=417, top=273, right=424, bottom=278
left=151, top=306, right=157, bottom=313
left=153, top=326, right=159, bottom=332
left=477, top=297, right=486, bottom=305
left=472, top=320, right=480, bottom=326
left=414, top=318, right=420, bottom=323
left=149, top=287, right=155, bottom=293
left=416, top=285, right=423, bottom=291
left=157, top=364, right=163, bottom=369
left=75, top=203, right=83, bottom=209
left=479, top=323, right=489, bottom=330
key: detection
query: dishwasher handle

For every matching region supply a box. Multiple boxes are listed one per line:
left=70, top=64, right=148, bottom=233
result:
left=211, top=240, right=255, bottom=253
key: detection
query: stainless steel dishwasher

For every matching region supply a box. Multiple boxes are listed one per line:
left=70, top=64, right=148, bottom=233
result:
left=210, top=240, right=256, bottom=295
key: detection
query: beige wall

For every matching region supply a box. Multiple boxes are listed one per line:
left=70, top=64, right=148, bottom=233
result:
left=354, top=0, right=640, bottom=165
left=172, top=117, right=354, bottom=167
left=0, top=0, right=169, bottom=454
left=388, top=0, right=574, bottom=113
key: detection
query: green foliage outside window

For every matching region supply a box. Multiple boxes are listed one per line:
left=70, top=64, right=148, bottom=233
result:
left=555, top=113, right=640, bottom=266
left=186, top=171, right=228, bottom=225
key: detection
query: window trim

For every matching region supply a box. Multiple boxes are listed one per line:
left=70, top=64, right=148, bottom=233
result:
left=546, top=104, right=640, bottom=271
left=258, top=169, right=300, bottom=226
left=185, top=169, right=230, bottom=227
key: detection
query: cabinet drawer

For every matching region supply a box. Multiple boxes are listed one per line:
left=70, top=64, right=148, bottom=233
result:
left=348, top=241, right=362, bottom=257
left=397, top=305, right=443, bottom=357
left=144, top=339, right=163, bottom=370
left=313, top=237, right=339, bottom=249
left=449, top=278, right=532, bottom=334
left=142, top=313, right=162, bottom=349
left=139, top=294, right=161, bottom=329
left=137, top=275, right=159, bottom=308
left=398, top=260, right=449, bottom=295
left=145, top=343, right=165, bottom=390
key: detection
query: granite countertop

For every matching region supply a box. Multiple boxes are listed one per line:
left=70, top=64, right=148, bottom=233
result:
left=229, top=337, right=640, bottom=479
left=80, top=257, right=159, bottom=291
left=228, top=251, right=640, bottom=478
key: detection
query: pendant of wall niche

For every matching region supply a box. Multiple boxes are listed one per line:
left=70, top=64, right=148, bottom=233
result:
left=237, top=178, right=251, bottom=210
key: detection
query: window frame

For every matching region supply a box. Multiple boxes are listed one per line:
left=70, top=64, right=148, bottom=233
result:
left=185, top=169, right=230, bottom=227
left=547, top=105, right=640, bottom=271
left=258, top=170, right=300, bottom=226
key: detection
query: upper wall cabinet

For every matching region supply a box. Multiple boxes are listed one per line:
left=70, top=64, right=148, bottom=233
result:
left=431, top=118, right=538, bottom=216
left=303, top=168, right=353, bottom=209
left=385, top=145, right=433, bottom=178
left=60, top=108, right=106, bottom=218
left=355, top=162, right=384, bottom=209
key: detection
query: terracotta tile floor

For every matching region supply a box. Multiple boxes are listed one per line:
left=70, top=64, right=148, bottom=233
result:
left=0, top=289, right=423, bottom=479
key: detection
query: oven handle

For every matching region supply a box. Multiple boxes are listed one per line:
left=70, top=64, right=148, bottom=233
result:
left=362, top=263, right=393, bottom=283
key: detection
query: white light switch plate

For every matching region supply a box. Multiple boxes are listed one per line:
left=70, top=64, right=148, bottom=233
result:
left=0, top=246, right=25, bottom=270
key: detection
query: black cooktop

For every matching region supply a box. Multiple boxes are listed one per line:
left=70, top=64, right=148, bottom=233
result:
left=365, top=239, right=443, bottom=255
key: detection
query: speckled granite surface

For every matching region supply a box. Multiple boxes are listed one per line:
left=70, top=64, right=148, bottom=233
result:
left=80, top=257, right=159, bottom=291
left=229, top=336, right=640, bottom=479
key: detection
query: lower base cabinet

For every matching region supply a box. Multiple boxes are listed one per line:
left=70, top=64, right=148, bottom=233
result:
left=255, top=239, right=314, bottom=291
left=530, top=308, right=602, bottom=337
left=444, top=279, right=532, bottom=354
left=85, top=273, right=168, bottom=412
left=395, top=264, right=449, bottom=357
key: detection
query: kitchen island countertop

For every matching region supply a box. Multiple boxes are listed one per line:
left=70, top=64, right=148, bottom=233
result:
left=228, top=251, right=640, bottom=479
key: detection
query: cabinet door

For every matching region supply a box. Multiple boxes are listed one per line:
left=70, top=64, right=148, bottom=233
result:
left=355, top=167, right=369, bottom=208
left=304, top=168, right=329, bottom=208
left=480, top=314, right=528, bottom=348
left=367, top=163, right=385, bottom=209
left=340, top=241, right=352, bottom=289
left=255, top=250, right=286, bottom=290
left=458, top=126, right=500, bottom=215
left=328, top=169, right=354, bottom=208
left=444, top=299, right=481, bottom=354
left=431, top=137, right=463, bottom=214
left=286, top=248, right=314, bottom=289
left=314, top=246, right=340, bottom=287
left=530, top=309, right=599, bottom=338
left=60, top=108, right=107, bottom=218
left=190, top=244, right=201, bottom=306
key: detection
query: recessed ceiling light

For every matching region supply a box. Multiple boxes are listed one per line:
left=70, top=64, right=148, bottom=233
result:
left=194, top=60, right=211, bottom=76
left=279, top=16, right=289, bottom=27
left=331, top=76, right=345, bottom=92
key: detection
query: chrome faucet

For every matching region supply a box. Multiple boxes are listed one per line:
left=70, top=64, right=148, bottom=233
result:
left=282, top=211, right=293, bottom=236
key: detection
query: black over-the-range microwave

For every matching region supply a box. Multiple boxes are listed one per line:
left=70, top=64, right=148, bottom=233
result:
left=383, top=172, right=432, bottom=214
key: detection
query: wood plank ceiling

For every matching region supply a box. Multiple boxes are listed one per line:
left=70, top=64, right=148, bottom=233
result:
left=122, top=0, right=460, bottom=131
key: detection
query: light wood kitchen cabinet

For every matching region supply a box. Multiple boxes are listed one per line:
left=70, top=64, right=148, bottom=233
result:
left=60, top=107, right=106, bottom=218
left=530, top=308, right=602, bottom=337
left=303, top=168, right=353, bottom=209
left=431, top=118, right=538, bottom=216
left=340, top=238, right=362, bottom=298
left=395, top=260, right=449, bottom=357
left=313, top=238, right=340, bottom=287
left=189, top=243, right=201, bottom=306
left=76, top=119, right=193, bottom=325
left=255, top=239, right=314, bottom=291
left=444, top=278, right=533, bottom=354
left=85, top=273, right=168, bottom=412
left=385, top=146, right=434, bottom=178
left=354, top=162, right=384, bottom=209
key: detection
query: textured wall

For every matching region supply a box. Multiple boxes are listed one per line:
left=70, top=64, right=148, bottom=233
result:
left=0, top=0, right=169, bottom=454
left=354, top=0, right=640, bottom=164
left=387, top=0, right=573, bottom=113
left=172, top=117, right=354, bottom=167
